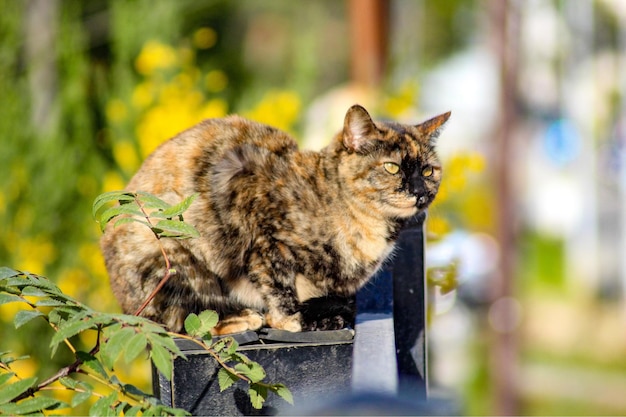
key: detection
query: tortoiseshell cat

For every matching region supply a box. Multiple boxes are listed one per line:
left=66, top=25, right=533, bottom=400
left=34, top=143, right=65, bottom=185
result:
left=101, top=105, right=449, bottom=334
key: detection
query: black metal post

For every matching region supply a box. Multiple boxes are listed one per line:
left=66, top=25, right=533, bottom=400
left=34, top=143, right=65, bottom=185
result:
left=393, top=212, right=428, bottom=397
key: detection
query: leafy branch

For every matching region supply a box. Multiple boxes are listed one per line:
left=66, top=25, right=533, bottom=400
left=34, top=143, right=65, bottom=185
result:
left=0, top=191, right=292, bottom=415
left=93, top=191, right=200, bottom=317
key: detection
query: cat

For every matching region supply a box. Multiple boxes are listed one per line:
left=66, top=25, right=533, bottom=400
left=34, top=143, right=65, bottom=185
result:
left=100, top=104, right=450, bottom=334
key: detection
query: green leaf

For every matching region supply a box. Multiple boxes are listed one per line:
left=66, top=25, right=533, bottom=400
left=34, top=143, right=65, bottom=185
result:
left=0, top=376, right=36, bottom=404
left=271, top=384, right=294, bottom=405
left=50, top=314, right=99, bottom=351
left=0, top=373, right=15, bottom=386
left=124, top=405, right=143, bottom=416
left=183, top=313, right=201, bottom=336
left=71, top=390, right=92, bottom=408
left=113, top=216, right=150, bottom=229
left=230, top=351, right=251, bottom=365
left=140, top=321, right=169, bottom=335
left=0, top=267, right=20, bottom=279
left=211, top=338, right=227, bottom=353
left=89, top=392, right=118, bottom=417
left=0, top=293, right=22, bottom=306
left=99, top=205, right=144, bottom=230
left=124, top=332, right=148, bottom=364
left=59, top=377, right=78, bottom=389
left=234, top=362, right=265, bottom=383
left=226, top=338, right=239, bottom=356
left=248, top=383, right=268, bottom=410
left=147, top=333, right=183, bottom=359
left=101, top=326, right=135, bottom=370
left=153, top=219, right=200, bottom=239
left=35, top=298, right=68, bottom=307
left=14, top=310, right=44, bottom=328
left=198, top=310, right=219, bottom=331
left=116, top=401, right=130, bottom=415
left=149, top=343, right=172, bottom=380
left=0, top=355, right=30, bottom=366
left=160, top=193, right=199, bottom=217
left=135, top=192, right=171, bottom=210
left=25, top=273, right=59, bottom=291
left=122, top=383, right=148, bottom=397
left=217, top=368, right=239, bottom=392
left=0, top=395, right=64, bottom=414
left=21, top=285, right=50, bottom=297
left=77, top=351, right=109, bottom=380
left=92, top=191, right=137, bottom=215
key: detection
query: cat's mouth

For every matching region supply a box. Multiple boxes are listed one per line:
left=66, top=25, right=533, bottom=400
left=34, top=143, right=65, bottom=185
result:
left=386, top=196, right=420, bottom=216
left=416, top=195, right=430, bottom=208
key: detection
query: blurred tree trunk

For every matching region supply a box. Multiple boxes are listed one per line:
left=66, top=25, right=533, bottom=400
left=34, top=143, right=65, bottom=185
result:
left=25, top=0, right=59, bottom=134
left=489, top=0, right=521, bottom=415
left=348, top=0, right=389, bottom=87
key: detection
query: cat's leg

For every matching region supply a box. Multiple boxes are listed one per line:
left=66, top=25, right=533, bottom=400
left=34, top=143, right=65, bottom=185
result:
left=247, top=252, right=303, bottom=332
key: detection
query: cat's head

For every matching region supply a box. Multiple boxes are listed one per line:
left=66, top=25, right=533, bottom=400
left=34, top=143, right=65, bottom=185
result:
left=334, top=104, right=450, bottom=219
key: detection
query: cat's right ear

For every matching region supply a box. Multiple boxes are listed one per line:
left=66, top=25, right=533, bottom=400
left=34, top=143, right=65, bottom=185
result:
left=416, top=111, right=451, bottom=141
left=343, top=105, right=377, bottom=152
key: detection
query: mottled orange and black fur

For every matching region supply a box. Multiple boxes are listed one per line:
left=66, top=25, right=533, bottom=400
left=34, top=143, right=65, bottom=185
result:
left=101, top=105, right=449, bottom=334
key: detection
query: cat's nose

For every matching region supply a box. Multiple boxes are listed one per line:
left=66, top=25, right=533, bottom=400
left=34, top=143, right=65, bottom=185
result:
left=418, top=196, right=427, bottom=206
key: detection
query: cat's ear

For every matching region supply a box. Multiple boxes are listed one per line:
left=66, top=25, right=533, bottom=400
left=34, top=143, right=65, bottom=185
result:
left=416, top=111, right=451, bottom=141
left=343, top=105, right=377, bottom=152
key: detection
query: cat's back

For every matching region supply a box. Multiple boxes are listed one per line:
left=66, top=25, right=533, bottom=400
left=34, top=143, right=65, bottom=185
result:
left=126, top=115, right=299, bottom=196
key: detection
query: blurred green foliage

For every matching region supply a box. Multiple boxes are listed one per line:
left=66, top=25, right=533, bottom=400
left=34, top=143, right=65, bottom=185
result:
left=0, top=0, right=492, bottom=412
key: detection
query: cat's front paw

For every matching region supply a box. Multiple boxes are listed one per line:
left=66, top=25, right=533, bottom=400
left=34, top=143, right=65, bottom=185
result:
left=212, top=309, right=265, bottom=335
left=300, top=295, right=356, bottom=331
left=265, top=312, right=303, bottom=332
left=301, top=314, right=351, bottom=331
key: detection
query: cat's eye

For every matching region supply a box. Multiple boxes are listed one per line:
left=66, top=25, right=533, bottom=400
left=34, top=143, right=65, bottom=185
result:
left=383, top=162, right=400, bottom=175
left=421, top=166, right=434, bottom=177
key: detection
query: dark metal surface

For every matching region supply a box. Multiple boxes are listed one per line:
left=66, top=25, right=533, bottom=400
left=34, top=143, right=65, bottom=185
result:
left=392, top=212, right=428, bottom=397
left=156, top=340, right=353, bottom=416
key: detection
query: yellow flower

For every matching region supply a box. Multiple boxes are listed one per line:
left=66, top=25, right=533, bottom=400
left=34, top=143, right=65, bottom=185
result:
left=199, top=98, right=228, bottom=120
left=113, top=140, right=140, bottom=173
left=426, top=212, right=451, bottom=240
left=102, top=171, right=126, bottom=193
left=0, top=301, right=25, bottom=324
left=79, top=243, right=108, bottom=281
left=383, top=81, right=418, bottom=118
left=15, top=236, right=56, bottom=275
left=132, top=81, right=155, bottom=109
left=57, top=268, right=86, bottom=299
left=174, top=72, right=195, bottom=90
left=205, top=70, right=228, bottom=93
left=179, top=46, right=196, bottom=67
left=7, top=356, right=38, bottom=379
left=135, top=41, right=178, bottom=76
left=193, top=27, right=217, bottom=49
left=245, top=90, right=301, bottom=132
left=105, top=99, right=127, bottom=123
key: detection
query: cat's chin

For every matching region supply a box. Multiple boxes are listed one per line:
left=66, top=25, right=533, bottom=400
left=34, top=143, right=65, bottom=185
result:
left=386, top=202, right=418, bottom=218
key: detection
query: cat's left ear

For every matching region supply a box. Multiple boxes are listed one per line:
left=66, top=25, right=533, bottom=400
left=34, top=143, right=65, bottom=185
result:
left=416, top=111, right=451, bottom=141
left=343, top=104, right=377, bottom=152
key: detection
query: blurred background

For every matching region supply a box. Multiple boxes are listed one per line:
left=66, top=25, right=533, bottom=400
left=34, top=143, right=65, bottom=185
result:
left=1, top=0, right=625, bottom=415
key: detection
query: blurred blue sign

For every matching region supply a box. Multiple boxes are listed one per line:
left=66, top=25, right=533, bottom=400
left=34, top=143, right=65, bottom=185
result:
left=543, top=118, right=582, bottom=167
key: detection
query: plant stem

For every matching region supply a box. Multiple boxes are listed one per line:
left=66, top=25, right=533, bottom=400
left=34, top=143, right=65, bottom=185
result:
left=132, top=195, right=174, bottom=317
left=12, top=332, right=101, bottom=403
left=173, top=334, right=253, bottom=384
